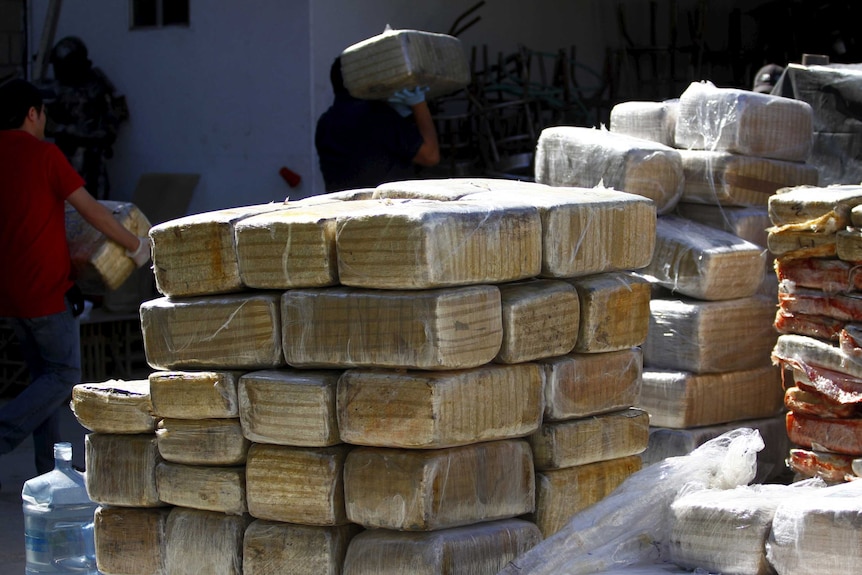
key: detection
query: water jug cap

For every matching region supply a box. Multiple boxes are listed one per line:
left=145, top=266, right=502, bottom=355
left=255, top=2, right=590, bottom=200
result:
left=53, top=442, right=72, bottom=461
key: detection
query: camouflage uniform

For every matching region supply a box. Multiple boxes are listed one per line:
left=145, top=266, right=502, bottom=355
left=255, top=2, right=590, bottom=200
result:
left=44, top=37, right=128, bottom=200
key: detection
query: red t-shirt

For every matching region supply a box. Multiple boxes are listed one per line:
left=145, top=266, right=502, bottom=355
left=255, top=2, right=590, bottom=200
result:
left=0, top=130, right=85, bottom=318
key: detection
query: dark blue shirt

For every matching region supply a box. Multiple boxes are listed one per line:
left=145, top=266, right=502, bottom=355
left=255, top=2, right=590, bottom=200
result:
left=315, top=94, right=424, bottom=192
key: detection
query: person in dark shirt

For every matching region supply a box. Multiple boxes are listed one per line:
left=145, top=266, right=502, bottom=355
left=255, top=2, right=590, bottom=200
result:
left=315, top=57, right=439, bottom=192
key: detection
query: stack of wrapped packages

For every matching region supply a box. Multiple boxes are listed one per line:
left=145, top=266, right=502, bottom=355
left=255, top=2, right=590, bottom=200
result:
left=769, top=185, right=862, bottom=483
left=499, top=425, right=862, bottom=575
left=70, top=175, right=659, bottom=575
left=535, top=81, right=816, bottom=481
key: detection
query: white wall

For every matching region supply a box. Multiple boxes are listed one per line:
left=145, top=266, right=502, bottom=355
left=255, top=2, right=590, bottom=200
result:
left=30, top=0, right=312, bottom=213
left=29, top=0, right=769, bottom=214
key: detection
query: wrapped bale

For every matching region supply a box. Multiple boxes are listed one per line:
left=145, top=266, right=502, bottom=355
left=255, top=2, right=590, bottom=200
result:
left=609, top=100, right=678, bottom=147
left=534, top=455, right=642, bottom=538
left=243, top=520, right=358, bottom=575
left=149, top=370, right=243, bottom=419
left=71, top=379, right=156, bottom=434
left=65, top=200, right=151, bottom=294
left=766, top=480, right=862, bottom=575
left=94, top=506, right=170, bottom=575
left=495, top=279, right=579, bottom=363
left=463, top=186, right=656, bottom=278
left=149, top=203, right=287, bottom=297
left=788, top=448, right=858, bottom=483
left=155, top=462, right=247, bottom=515
left=640, top=366, right=784, bottom=428
left=344, top=440, right=534, bottom=531
left=668, top=484, right=803, bottom=575
left=537, top=348, right=642, bottom=422
left=281, top=285, right=502, bottom=370
left=767, top=183, right=862, bottom=227
left=836, top=227, right=862, bottom=262
left=245, top=443, right=351, bottom=526
left=786, top=411, right=862, bottom=456
left=640, top=215, right=766, bottom=301
left=784, top=385, right=858, bottom=419
left=643, top=296, right=778, bottom=373
left=85, top=433, right=163, bottom=507
left=337, top=363, right=543, bottom=449
left=156, top=418, right=249, bottom=466
left=529, top=408, right=649, bottom=470
left=234, top=199, right=394, bottom=289
left=641, top=415, right=790, bottom=483
left=771, top=333, right=862, bottom=404
left=141, top=293, right=284, bottom=371
left=566, top=272, right=651, bottom=353
left=677, top=149, right=818, bottom=206
left=675, top=80, right=813, bottom=162
left=774, top=255, right=862, bottom=293
left=164, top=508, right=250, bottom=575
left=674, top=203, right=770, bottom=248
left=239, top=369, right=342, bottom=447
left=534, top=126, right=683, bottom=215
left=334, top=199, right=541, bottom=289
left=340, top=29, right=470, bottom=100
left=342, top=518, right=541, bottom=575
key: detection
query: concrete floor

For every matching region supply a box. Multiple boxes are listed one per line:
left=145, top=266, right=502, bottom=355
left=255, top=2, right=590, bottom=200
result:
left=0, top=402, right=89, bottom=574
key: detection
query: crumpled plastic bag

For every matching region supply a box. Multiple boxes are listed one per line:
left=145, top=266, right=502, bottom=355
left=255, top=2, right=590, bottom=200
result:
left=497, top=427, right=764, bottom=575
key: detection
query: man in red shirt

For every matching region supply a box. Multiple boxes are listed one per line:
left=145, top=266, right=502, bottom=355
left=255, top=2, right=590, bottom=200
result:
left=0, top=79, right=150, bottom=474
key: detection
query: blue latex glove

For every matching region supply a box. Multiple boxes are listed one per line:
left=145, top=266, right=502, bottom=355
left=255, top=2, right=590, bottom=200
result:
left=387, top=86, right=430, bottom=116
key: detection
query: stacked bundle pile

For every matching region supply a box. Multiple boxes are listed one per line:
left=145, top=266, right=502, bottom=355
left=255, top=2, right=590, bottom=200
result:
left=769, top=185, right=862, bottom=483
left=76, top=179, right=657, bottom=574
left=585, top=81, right=820, bottom=479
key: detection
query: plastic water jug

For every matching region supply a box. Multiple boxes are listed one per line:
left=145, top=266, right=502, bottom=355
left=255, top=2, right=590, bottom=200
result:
left=22, top=442, right=99, bottom=574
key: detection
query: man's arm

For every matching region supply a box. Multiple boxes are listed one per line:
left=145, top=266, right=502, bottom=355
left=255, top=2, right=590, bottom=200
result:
left=410, top=100, right=440, bottom=167
left=66, top=187, right=144, bottom=253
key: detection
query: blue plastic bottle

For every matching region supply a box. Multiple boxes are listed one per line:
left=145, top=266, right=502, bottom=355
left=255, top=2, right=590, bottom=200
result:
left=21, top=442, right=99, bottom=575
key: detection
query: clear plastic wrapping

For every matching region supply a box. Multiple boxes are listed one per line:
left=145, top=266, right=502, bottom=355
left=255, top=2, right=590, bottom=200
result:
left=70, top=379, right=156, bottom=434
left=529, top=408, right=649, bottom=470
left=534, top=455, right=642, bottom=539
left=678, top=149, right=818, bottom=206
left=537, top=347, right=642, bottom=421
left=339, top=28, right=470, bottom=100
left=65, top=200, right=151, bottom=294
left=141, top=293, right=284, bottom=371
left=280, top=285, right=502, bottom=370
left=495, top=279, right=579, bottom=363
left=566, top=271, right=651, bottom=353
left=234, top=199, right=394, bottom=290
left=238, top=369, right=342, bottom=447
left=148, top=370, right=243, bottom=419
left=164, top=508, right=250, bottom=575
left=766, top=478, right=862, bottom=575
left=535, top=126, right=684, bottom=215
left=155, top=418, right=249, bottom=466
left=155, top=462, right=246, bottom=515
left=610, top=100, right=679, bottom=147
left=149, top=202, right=287, bottom=297
left=497, top=428, right=765, bottom=574
left=768, top=184, right=862, bottom=227
left=243, top=520, right=357, bottom=575
left=675, top=204, right=770, bottom=248
left=85, top=433, right=164, bottom=507
left=640, top=215, right=766, bottom=301
left=94, top=506, right=170, bottom=575
left=786, top=411, right=862, bottom=456
left=342, top=518, right=540, bottom=574
left=334, top=199, right=542, bottom=289
left=641, top=415, right=790, bottom=484
left=771, top=333, right=862, bottom=404
left=643, top=295, right=778, bottom=373
left=674, top=81, right=813, bottom=162
left=343, top=439, right=534, bottom=531
left=245, top=443, right=351, bottom=526
left=640, top=367, right=784, bottom=429
left=337, top=364, right=543, bottom=449
left=668, top=483, right=822, bottom=575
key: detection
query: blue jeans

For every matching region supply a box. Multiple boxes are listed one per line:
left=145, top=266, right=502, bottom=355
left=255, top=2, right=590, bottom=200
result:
left=0, top=299, right=81, bottom=475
